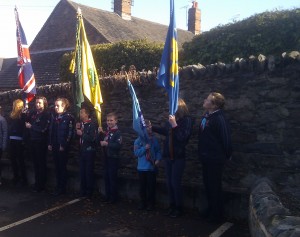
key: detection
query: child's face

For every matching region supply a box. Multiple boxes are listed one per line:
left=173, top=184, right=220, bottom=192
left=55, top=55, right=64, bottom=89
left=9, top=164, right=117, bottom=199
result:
left=80, top=109, right=89, bottom=122
left=106, top=116, right=117, bottom=128
left=35, top=99, right=44, bottom=112
left=203, top=94, right=216, bottom=112
left=55, top=101, right=65, bottom=114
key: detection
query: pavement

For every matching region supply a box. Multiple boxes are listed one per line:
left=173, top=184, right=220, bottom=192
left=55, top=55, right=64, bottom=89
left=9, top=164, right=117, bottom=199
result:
left=0, top=182, right=250, bottom=237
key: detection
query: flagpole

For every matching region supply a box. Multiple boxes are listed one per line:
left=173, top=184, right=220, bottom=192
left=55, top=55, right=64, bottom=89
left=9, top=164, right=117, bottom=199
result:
left=69, top=8, right=103, bottom=128
left=15, top=6, right=36, bottom=106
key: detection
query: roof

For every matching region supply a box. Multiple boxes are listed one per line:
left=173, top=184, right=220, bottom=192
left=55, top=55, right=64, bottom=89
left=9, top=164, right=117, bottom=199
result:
left=30, top=0, right=194, bottom=53
left=0, top=0, right=194, bottom=90
left=0, top=50, right=69, bottom=91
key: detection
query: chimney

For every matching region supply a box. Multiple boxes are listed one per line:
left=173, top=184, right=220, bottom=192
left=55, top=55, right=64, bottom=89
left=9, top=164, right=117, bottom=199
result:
left=114, top=0, right=132, bottom=20
left=188, top=1, right=201, bottom=35
left=0, top=58, right=3, bottom=71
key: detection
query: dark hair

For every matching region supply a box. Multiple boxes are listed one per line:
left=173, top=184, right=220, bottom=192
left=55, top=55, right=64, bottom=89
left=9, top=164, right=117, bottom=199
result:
left=81, top=106, right=92, bottom=117
left=210, top=92, right=225, bottom=109
left=36, top=96, right=48, bottom=110
left=175, top=98, right=189, bottom=119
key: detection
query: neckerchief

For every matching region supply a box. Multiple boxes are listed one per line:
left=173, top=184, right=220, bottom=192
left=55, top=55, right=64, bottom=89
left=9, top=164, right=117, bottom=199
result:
left=104, top=126, right=118, bottom=141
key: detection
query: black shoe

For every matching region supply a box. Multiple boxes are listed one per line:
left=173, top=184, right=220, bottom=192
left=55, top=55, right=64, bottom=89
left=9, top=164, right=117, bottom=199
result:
left=147, top=205, right=154, bottom=211
left=52, top=191, right=65, bottom=196
left=164, top=208, right=174, bottom=216
left=138, top=203, right=146, bottom=210
left=170, top=209, right=183, bottom=218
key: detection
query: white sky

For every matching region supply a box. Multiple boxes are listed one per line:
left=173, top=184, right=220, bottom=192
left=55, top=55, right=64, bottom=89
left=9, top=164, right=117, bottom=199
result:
left=0, top=0, right=299, bottom=58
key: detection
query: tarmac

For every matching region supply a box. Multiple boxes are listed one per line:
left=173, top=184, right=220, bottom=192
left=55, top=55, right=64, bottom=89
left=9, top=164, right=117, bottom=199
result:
left=0, top=182, right=250, bottom=237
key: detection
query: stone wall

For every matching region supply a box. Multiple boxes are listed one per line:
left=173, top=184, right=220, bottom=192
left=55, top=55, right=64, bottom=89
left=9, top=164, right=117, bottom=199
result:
left=0, top=52, right=299, bottom=218
left=249, top=178, right=300, bottom=237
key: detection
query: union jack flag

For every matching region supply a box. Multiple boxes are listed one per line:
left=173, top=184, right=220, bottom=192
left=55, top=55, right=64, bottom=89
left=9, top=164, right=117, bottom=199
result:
left=15, top=7, right=36, bottom=104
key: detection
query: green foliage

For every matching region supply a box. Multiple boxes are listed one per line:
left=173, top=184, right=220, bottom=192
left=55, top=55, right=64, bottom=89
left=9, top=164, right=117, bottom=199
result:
left=60, top=39, right=164, bottom=81
left=181, top=8, right=300, bottom=65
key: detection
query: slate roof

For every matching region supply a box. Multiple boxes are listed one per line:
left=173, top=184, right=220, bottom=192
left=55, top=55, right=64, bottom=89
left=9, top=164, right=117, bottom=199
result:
left=0, top=0, right=194, bottom=90
left=0, top=50, right=69, bottom=91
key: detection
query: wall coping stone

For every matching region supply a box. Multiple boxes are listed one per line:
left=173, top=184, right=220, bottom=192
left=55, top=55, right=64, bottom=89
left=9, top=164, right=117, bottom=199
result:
left=249, top=178, right=300, bottom=237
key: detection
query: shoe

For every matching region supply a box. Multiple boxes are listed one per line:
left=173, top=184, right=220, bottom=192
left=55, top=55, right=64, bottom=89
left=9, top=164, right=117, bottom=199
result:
left=147, top=205, right=154, bottom=211
left=52, top=191, right=65, bottom=196
left=198, top=208, right=210, bottom=219
left=138, top=203, right=146, bottom=210
left=164, top=207, right=174, bottom=216
left=205, top=212, right=223, bottom=224
left=206, top=216, right=223, bottom=224
left=170, top=209, right=183, bottom=218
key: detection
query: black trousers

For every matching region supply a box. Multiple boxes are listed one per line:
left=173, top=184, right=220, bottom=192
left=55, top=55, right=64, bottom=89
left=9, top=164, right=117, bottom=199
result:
left=0, top=149, right=2, bottom=178
left=202, top=162, right=224, bottom=220
left=52, top=145, right=69, bottom=193
left=104, top=158, right=119, bottom=202
left=138, top=171, right=156, bottom=206
left=31, top=140, right=48, bottom=191
left=9, top=139, right=27, bottom=184
left=80, top=150, right=96, bottom=197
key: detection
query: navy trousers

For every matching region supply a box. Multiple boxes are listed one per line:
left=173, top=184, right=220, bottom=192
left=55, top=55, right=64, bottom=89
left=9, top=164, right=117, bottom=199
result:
left=164, top=158, right=186, bottom=210
left=104, top=157, right=119, bottom=202
left=80, top=150, right=96, bottom=197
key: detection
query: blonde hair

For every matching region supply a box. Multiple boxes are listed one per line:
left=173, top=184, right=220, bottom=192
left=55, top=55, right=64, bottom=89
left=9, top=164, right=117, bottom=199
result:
left=10, top=99, right=24, bottom=119
left=56, top=97, right=70, bottom=112
left=210, top=92, right=225, bottom=109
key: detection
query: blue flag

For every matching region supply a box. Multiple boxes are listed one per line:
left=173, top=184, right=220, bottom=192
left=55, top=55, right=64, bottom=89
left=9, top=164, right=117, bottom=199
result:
left=127, top=79, right=149, bottom=143
left=157, top=0, right=179, bottom=115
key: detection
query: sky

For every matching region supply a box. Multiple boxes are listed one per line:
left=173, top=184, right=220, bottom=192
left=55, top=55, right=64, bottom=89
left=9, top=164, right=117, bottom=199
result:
left=0, top=0, right=299, bottom=58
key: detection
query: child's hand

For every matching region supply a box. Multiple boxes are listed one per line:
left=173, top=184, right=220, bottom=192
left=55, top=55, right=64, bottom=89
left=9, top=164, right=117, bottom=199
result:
left=25, top=122, right=32, bottom=128
left=100, top=141, right=108, bottom=146
left=145, top=144, right=150, bottom=149
left=76, top=129, right=83, bottom=136
left=169, top=115, right=177, bottom=128
left=98, top=127, right=104, bottom=133
left=155, top=160, right=160, bottom=166
left=76, top=122, right=81, bottom=130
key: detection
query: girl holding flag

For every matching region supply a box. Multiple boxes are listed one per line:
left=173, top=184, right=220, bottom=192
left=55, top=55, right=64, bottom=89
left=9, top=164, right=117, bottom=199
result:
left=152, top=98, right=193, bottom=218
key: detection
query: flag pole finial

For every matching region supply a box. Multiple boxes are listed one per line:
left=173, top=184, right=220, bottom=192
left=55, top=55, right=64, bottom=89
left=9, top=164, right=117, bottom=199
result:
left=77, top=7, right=82, bottom=16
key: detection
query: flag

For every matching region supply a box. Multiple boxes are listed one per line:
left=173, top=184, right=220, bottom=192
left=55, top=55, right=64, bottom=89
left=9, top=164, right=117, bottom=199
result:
left=127, top=79, right=149, bottom=143
left=15, top=7, right=36, bottom=104
left=70, top=8, right=103, bottom=126
left=157, top=0, right=179, bottom=115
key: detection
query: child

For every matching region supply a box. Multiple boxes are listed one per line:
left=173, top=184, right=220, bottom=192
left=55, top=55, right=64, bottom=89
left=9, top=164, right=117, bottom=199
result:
left=48, top=98, right=74, bottom=196
left=134, top=120, right=161, bottom=211
left=98, top=112, right=122, bottom=203
left=25, top=96, right=50, bottom=192
left=8, top=99, right=27, bottom=186
left=152, top=98, right=193, bottom=218
left=0, top=106, right=8, bottom=185
left=76, top=106, right=97, bottom=199
left=198, top=92, right=232, bottom=223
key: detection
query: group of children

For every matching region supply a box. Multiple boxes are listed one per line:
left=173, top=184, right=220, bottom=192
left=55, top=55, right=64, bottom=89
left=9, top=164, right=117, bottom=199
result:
left=0, top=91, right=232, bottom=223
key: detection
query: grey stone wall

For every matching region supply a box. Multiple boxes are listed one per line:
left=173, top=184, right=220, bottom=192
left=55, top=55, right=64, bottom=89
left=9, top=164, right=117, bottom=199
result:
left=249, top=178, right=300, bottom=237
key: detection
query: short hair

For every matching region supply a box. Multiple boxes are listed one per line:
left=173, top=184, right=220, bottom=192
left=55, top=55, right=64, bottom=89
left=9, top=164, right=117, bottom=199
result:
left=36, top=96, right=48, bottom=109
left=210, top=92, right=225, bottom=109
left=56, top=97, right=70, bottom=111
left=106, top=112, right=118, bottom=120
left=81, top=106, right=92, bottom=117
